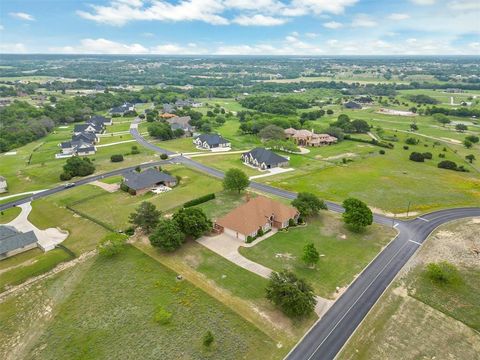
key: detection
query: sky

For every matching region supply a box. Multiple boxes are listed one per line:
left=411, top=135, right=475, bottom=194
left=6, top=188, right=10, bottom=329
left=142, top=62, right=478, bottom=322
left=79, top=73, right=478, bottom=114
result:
left=0, top=0, right=479, bottom=55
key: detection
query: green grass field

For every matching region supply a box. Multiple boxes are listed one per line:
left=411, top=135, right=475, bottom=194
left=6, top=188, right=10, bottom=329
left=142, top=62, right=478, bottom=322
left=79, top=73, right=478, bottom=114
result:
left=70, top=166, right=223, bottom=230
left=0, top=207, right=21, bottom=223
left=240, top=212, right=396, bottom=298
left=0, top=246, right=283, bottom=360
left=194, top=153, right=262, bottom=177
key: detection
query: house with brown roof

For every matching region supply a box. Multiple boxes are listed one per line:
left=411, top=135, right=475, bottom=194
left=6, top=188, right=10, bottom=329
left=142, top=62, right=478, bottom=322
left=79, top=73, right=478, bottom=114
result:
left=285, top=128, right=337, bottom=147
left=215, top=195, right=299, bottom=242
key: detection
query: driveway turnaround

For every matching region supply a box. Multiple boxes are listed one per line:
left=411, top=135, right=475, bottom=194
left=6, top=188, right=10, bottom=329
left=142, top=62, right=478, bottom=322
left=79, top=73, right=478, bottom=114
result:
left=6, top=202, right=68, bottom=251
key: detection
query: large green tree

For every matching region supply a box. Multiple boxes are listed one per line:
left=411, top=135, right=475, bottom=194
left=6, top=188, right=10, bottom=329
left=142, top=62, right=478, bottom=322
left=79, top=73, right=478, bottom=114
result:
left=266, top=270, right=316, bottom=318
left=62, top=156, right=95, bottom=178
left=173, top=208, right=212, bottom=239
left=302, top=243, right=320, bottom=268
left=149, top=219, right=185, bottom=251
left=258, top=124, right=285, bottom=141
left=129, top=201, right=161, bottom=234
left=223, top=168, right=250, bottom=193
left=342, top=198, right=373, bottom=231
left=292, top=192, right=327, bottom=218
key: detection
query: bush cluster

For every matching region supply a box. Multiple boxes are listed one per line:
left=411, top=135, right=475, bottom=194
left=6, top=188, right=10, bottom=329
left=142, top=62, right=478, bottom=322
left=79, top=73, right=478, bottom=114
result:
left=183, top=193, right=215, bottom=208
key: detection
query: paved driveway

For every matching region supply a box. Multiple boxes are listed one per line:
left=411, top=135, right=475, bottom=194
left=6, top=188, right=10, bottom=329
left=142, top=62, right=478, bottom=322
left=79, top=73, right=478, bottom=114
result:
left=197, top=233, right=333, bottom=318
left=197, top=233, right=273, bottom=278
left=7, top=202, right=68, bottom=251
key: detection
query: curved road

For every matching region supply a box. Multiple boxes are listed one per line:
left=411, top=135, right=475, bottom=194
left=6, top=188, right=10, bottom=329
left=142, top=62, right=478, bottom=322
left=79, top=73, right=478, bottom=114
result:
left=130, top=119, right=480, bottom=360
left=1, top=118, right=478, bottom=360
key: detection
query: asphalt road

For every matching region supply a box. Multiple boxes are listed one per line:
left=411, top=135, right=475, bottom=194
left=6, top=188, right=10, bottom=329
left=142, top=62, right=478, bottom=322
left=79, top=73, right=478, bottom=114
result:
left=128, top=123, right=480, bottom=360
left=1, top=118, right=478, bottom=360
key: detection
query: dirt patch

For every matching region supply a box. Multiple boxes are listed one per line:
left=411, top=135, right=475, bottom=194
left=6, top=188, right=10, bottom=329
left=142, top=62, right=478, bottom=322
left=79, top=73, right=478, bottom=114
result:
left=90, top=181, right=120, bottom=193
left=321, top=152, right=357, bottom=161
left=370, top=207, right=419, bottom=218
left=275, top=253, right=296, bottom=260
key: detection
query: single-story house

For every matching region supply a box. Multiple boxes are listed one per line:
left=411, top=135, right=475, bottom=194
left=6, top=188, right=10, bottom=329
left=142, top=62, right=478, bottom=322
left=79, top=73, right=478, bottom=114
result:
left=241, top=148, right=289, bottom=170
left=122, top=168, right=177, bottom=195
left=0, top=176, right=7, bottom=193
left=0, top=225, right=38, bottom=260
left=344, top=101, right=362, bottom=109
left=215, top=196, right=299, bottom=242
left=167, top=116, right=195, bottom=136
left=285, top=128, right=337, bottom=147
left=73, top=122, right=104, bottom=135
left=88, top=115, right=112, bottom=126
left=193, top=134, right=230, bottom=150
left=60, top=140, right=96, bottom=156
left=162, top=103, right=176, bottom=114
left=110, top=102, right=135, bottom=116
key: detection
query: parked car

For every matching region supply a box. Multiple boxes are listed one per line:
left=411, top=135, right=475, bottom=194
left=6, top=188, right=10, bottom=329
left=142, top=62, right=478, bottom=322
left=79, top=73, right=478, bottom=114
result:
left=63, top=183, right=75, bottom=188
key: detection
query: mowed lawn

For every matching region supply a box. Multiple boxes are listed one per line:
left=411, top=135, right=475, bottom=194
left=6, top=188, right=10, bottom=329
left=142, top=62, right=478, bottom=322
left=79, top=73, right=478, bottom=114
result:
left=70, top=166, right=223, bottom=230
left=260, top=135, right=480, bottom=213
left=194, top=153, right=262, bottom=177
left=2, top=246, right=282, bottom=360
left=240, top=212, right=396, bottom=299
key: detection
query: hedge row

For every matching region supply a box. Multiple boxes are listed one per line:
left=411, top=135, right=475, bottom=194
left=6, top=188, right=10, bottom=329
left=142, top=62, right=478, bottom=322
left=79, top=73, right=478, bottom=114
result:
left=183, top=193, right=215, bottom=208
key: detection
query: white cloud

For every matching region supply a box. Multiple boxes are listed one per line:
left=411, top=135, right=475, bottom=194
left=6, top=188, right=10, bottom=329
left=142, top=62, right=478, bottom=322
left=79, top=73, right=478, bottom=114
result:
left=409, top=0, right=435, bottom=5
left=77, top=0, right=358, bottom=26
left=233, top=14, right=288, bottom=26
left=323, top=21, right=343, bottom=29
left=388, top=13, right=410, bottom=21
left=49, top=38, right=150, bottom=54
left=305, top=32, right=318, bottom=38
left=0, top=43, right=27, bottom=53
left=47, top=38, right=208, bottom=55
left=468, top=42, right=480, bottom=50
left=9, top=12, right=35, bottom=21
left=351, top=14, right=377, bottom=27
left=78, top=0, right=228, bottom=26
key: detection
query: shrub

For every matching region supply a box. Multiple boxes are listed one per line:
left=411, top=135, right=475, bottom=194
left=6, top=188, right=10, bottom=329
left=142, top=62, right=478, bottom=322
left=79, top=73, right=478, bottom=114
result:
left=409, top=152, right=425, bottom=162
left=97, top=233, right=127, bottom=257
left=246, top=236, right=254, bottom=243
left=110, top=154, right=124, bottom=162
left=405, top=137, right=419, bottom=145
left=203, top=331, right=214, bottom=347
left=379, top=149, right=385, bottom=155
left=257, top=227, right=264, bottom=237
left=183, top=193, right=215, bottom=208
left=403, top=145, right=409, bottom=150
left=438, top=160, right=457, bottom=170
left=154, top=306, right=172, bottom=325
left=160, top=153, right=168, bottom=160
left=124, top=227, right=135, bottom=236
left=131, top=145, right=140, bottom=154
left=422, top=152, right=433, bottom=160
left=128, top=188, right=136, bottom=195
left=438, top=153, right=446, bottom=158
left=288, top=218, right=296, bottom=227
left=426, top=262, right=461, bottom=284
left=60, top=172, right=72, bottom=181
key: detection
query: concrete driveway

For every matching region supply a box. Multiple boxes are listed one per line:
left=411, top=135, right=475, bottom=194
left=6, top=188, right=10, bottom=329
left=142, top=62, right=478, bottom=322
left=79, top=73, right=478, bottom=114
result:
left=6, top=202, right=68, bottom=251
left=197, top=233, right=273, bottom=278
left=197, top=233, right=333, bottom=318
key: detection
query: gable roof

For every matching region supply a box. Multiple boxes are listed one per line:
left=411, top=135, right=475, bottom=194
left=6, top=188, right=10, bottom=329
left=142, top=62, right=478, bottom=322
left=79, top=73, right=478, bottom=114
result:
left=0, top=225, right=38, bottom=255
left=216, top=196, right=299, bottom=236
left=167, top=116, right=191, bottom=126
left=72, top=132, right=97, bottom=143
left=243, top=148, right=288, bottom=166
left=123, top=168, right=176, bottom=191
left=195, top=134, right=229, bottom=146
left=88, top=115, right=111, bottom=125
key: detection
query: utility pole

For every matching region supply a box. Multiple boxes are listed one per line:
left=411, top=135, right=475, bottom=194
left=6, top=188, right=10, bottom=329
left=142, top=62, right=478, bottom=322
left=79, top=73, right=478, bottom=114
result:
left=406, top=201, right=411, bottom=217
